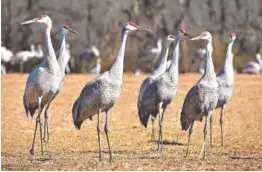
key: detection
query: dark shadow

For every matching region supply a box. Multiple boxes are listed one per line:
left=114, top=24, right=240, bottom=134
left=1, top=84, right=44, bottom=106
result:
left=150, top=140, right=185, bottom=146
left=230, top=156, right=262, bottom=160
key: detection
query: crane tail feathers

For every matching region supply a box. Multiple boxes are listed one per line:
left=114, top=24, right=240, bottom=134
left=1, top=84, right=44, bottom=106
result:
left=23, top=94, right=36, bottom=118
left=72, top=98, right=83, bottom=130
left=138, top=104, right=150, bottom=128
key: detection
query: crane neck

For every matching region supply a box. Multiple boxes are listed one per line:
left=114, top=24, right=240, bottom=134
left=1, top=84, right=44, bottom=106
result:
left=152, top=39, right=170, bottom=76
left=167, top=34, right=180, bottom=76
left=109, top=27, right=128, bottom=80
left=58, top=32, right=69, bottom=75
left=219, top=41, right=234, bottom=76
left=44, top=22, right=59, bottom=71
left=202, top=40, right=216, bottom=81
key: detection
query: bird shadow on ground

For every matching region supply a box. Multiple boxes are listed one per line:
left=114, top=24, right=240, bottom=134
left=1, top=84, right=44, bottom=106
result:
left=150, top=140, right=185, bottom=146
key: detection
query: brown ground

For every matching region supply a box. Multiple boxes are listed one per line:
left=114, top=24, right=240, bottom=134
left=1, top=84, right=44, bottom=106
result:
left=1, top=73, right=262, bottom=170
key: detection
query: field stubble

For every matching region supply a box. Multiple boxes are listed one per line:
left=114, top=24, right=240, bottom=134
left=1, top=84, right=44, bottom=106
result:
left=1, top=73, right=262, bottom=170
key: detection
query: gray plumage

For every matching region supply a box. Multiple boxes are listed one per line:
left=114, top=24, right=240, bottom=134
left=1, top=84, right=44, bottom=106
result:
left=137, top=35, right=175, bottom=140
left=42, top=25, right=78, bottom=142
left=139, top=29, right=190, bottom=151
left=210, top=33, right=236, bottom=146
left=180, top=31, right=219, bottom=158
left=22, top=15, right=61, bottom=155
left=72, top=22, right=149, bottom=162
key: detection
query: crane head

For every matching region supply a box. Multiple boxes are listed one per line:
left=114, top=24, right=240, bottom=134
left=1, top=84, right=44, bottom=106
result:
left=178, top=28, right=192, bottom=38
left=229, top=32, right=236, bottom=41
left=21, top=14, right=51, bottom=25
left=61, top=24, right=78, bottom=34
left=124, top=22, right=152, bottom=32
left=190, top=31, right=212, bottom=41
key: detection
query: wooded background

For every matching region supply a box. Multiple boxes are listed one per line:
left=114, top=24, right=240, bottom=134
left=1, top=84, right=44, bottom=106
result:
left=2, top=0, right=262, bottom=73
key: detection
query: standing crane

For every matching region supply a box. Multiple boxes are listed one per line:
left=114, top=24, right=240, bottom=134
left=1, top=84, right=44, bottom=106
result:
left=180, top=31, right=219, bottom=158
left=242, top=44, right=262, bottom=74
left=72, top=22, right=151, bottom=162
left=138, top=29, right=192, bottom=151
left=21, top=14, right=62, bottom=155
left=210, top=33, right=236, bottom=146
left=1, top=46, right=13, bottom=74
left=42, top=25, right=78, bottom=142
left=137, top=34, right=176, bottom=141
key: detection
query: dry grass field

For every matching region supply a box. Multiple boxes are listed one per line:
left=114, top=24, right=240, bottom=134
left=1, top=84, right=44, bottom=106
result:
left=1, top=73, right=262, bottom=170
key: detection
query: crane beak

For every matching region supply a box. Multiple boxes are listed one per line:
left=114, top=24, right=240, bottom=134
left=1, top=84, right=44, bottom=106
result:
left=138, top=28, right=152, bottom=33
left=190, top=35, right=202, bottom=41
left=69, top=28, right=79, bottom=34
left=21, top=18, right=39, bottom=25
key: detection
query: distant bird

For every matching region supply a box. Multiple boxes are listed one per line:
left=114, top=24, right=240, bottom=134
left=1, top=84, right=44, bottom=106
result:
left=137, top=34, right=176, bottom=141
left=139, top=29, right=192, bottom=152
left=65, top=43, right=71, bottom=73
left=211, top=33, right=236, bottom=147
left=72, top=22, right=151, bottom=162
left=15, top=44, right=36, bottom=72
left=42, top=25, right=78, bottom=142
left=1, top=46, right=14, bottom=74
left=141, top=38, right=163, bottom=70
left=79, top=45, right=100, bottom=61
left=149, top=38, right=163, bottom=60
left=90, top=58, right=101, bottom=75
left=242, top=45, right=262, bottom=74
left=22, top=14, right=62, bottom=155
left=1, top=46, right=14, bottom=63
left=180, top=31, right=219, bottom=158
left=34, top=45, right=44, bottom=59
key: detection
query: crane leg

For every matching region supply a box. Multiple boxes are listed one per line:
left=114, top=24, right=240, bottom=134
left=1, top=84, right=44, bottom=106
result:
left=29, top=97, right=43, bottom=155
left=157, top=102, right=165, bottom=152
left=220, top=105, right=226, bottom=146
left=151, top=117, right=155, bottom=141
left=43, top=92, right=58, bottom=142
left=200, top=112, right=212, bottom=159
left=104, top=109, right=112, bottom=162
left=185, top=122, right=194, bottom=158
left=210, top=114, right=213, bottom=147
left=160, top=107, right=166, bottom=152
left=97, top=109, right=102, bottom=161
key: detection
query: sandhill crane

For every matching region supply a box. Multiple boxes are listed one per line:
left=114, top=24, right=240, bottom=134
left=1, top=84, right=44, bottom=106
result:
left=1, top=64, right=7, bottom=74
left=79, top=45, right=100, bottom=61
left=15, top=44, right=36, bottom=72
left=72, top=22, right=151, bottom=162
left=21, top=14, right=62, bottom=155
left=242, top=45, right=262, bottom=74
left=34, top=45, right=44, bottom=59
left=210, top=33, right=236, bottom=147
left=180, top=31, right=219, bottom=158
left=140, top=38, right=163, bottom=71
left=138, top=29, right=192, bottom=152
left=79, top=45, right=100, bottom=73
left=42, top=25, right=78, bottom=142
left=137, top=34, right=176, bottom=141
left=90, top=58, right=101, bottom=75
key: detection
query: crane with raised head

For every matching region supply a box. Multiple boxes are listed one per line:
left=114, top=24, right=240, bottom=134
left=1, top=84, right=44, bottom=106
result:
left=42, top=24, right=78, bottom=142
left=72, top=22, right=151, bottom=162
left=139, top=29, right=192, bottom=152
left=137, top=34, right=175, bottom=141
left=180, top=31, right=219, bottom=158
left=21, top=14, right=66, bottom=155
left=210, top=33, right=236, bottom=147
